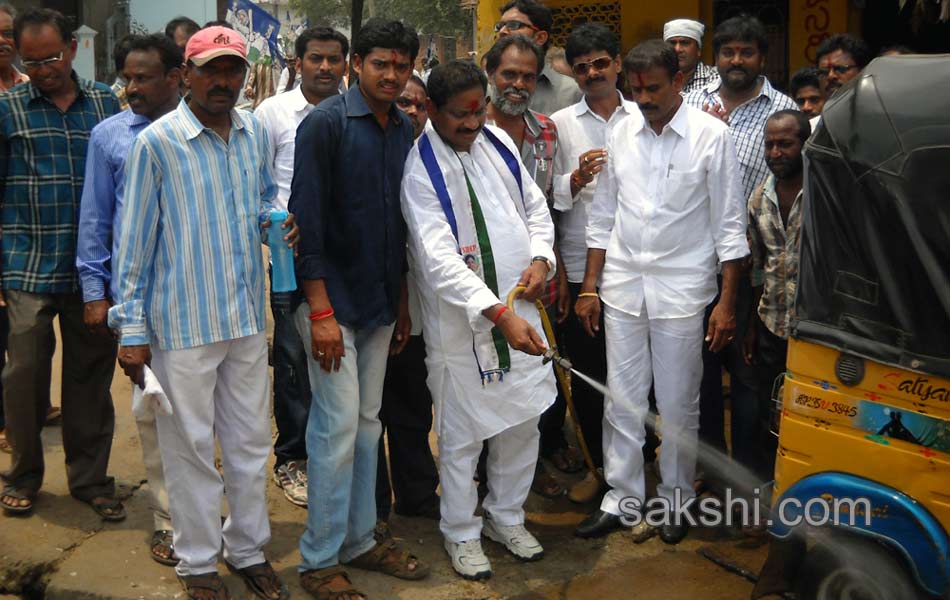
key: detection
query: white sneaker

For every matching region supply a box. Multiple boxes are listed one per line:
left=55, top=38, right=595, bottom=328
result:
left=273, top=460, right=308, bottom=507
left=482, top=516, right=544, bottom=562
left=444, top=538, right=492, bottom=580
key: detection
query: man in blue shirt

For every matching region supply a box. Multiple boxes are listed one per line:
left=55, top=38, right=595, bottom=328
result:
left=76, top=33, right=182, bottom=567
left=290, top=18, right=429, bottom=599
left=109, top=27, right=296, bottom=599
left=0, top=8, right=120, bottom=519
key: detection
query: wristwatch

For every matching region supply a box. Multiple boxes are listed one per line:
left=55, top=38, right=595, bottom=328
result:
left=531, top=256, right=552, bottom=272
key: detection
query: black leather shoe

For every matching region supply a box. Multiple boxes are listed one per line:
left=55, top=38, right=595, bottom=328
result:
left=575, top=509, right=624, bottom=538
left=659, top=521, right=689, bottom=545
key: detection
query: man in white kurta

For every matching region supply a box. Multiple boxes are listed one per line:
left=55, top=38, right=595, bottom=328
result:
left=401, top=60, right=556, bottom=581
left=575, top=41, right=749, bottom=544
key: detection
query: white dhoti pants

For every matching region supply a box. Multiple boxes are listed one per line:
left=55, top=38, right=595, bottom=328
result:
left=150, top=333, right=272, bottom=576
left=134, top=400, right=173, bottom=532
left=439, top=415, right=540, bottom=543
left=600, top=303, right=704, bottom=516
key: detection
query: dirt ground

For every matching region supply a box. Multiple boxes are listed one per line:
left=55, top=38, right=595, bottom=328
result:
left=0, top=319, right=768, bottom=600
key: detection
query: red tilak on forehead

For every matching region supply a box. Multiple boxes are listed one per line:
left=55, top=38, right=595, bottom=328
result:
left=468, top=99, right=480, bottom=112
left=390, top=50, right=397, bottom=63
left=633, top=72, right=645, bottom=88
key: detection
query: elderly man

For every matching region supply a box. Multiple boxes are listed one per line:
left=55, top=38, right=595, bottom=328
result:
left=495, top=0, right=581, bottom=115
left=663, top=18, right=719, bottom=95
left=402, top=60, right=557, bottom=579
left=0, top=8, right=120, bottom=518
left=110, top=27, right=295, bottom=599
left=575, top=40, right=748, bottom=544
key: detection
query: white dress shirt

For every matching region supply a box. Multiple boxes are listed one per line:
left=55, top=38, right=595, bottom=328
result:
left=253, top=86, right=315, bottom=210
left=587, top=100, right=749, bottom=319
left=551, top=92, right=641, bottom=282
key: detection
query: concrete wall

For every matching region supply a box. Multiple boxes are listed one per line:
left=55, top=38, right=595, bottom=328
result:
left=129, top=0, right=218, bottom=34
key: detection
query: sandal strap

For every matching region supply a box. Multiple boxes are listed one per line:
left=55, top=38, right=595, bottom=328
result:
left=300, top=566, right=357, bottom=594
left=179, top=573, right=226, bottom=594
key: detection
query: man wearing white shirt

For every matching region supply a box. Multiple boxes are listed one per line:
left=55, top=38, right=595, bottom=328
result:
left=575, top=40, right=748, bottom=544
left=254, top=27, right=348, bottom=508
left=550, top=23, right=639, bottom=506
left=401, top=60, right=556, bottom=580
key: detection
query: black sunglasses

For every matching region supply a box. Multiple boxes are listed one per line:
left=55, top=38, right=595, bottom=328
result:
left=572, top=56, right=613, bottom=76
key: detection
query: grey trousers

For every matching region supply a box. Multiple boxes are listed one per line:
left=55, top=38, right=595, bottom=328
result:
left=1, top=291, right=117, bottom=501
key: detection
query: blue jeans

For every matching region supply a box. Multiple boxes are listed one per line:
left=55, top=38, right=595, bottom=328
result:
left=269, top=286, right=311, bottom=468
left=295, top=303, right=394, bottom=570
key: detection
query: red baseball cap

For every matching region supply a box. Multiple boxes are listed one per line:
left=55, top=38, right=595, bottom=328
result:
left=184, top=26, right=248, bottom=66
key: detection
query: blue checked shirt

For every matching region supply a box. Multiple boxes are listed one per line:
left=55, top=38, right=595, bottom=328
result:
left=76, top=109, right=152, bottom=303
left=108, top=99, right=277, bottom=350
left=684, top=76, right=797, bottom=200
left=0, top=74, right=119, bottom=293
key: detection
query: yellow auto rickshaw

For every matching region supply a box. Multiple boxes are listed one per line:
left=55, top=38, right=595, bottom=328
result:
left=753, top=54, right=950, bottom=600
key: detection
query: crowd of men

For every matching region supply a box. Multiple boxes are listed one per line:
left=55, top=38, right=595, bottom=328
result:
left=0, top=0, right=894, bottom=598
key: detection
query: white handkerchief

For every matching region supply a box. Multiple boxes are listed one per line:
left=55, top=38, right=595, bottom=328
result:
left=131, top=366, right=173, bottom=418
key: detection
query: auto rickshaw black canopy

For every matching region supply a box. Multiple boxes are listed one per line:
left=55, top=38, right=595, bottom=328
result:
left=794, top=54, right=950, bottom=379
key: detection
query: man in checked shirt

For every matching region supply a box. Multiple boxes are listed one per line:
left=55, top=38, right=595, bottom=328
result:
left=683, top=15, right=797, bottom=485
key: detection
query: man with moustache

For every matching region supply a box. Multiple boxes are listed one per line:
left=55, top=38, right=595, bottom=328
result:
left=0, top=8, right=121, bottom=518
left=575, top=40, right=747, bottom=544
left=255, top=26, right=349, bottom=509
left=743, top=110, right=810, bottom=480
left=815, top=34, right=871, bottom=100
left=401, top=59, right=556, bottom=580
left=376, top=72, right=441, bottom=525
left=77, top=33, right=183, bottom=566
left=663, top=18, right=719, bottom=95
left=290, top=19, right=429, bottom=600
left=110, top=26, right=296, bottom=599
left=683, top=16, right=795, bottom=484
left=495, top=0, right=580, bottom=115
left=483, top=33, right=568, bottom=500
left=550, top=22, right=640, bottom=509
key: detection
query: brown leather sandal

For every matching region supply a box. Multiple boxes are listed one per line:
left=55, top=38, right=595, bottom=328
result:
left=225, top=561, right=288, bottom=600
left=178, top=573, right=231, bottom=600
left=344, top=538, right=429, bottom=580
left=300, top=565, right=366, bottom=600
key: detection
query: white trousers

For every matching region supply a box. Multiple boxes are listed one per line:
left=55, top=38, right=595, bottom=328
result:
left=151, top=333, right=272, bottom=576
left=600, top=304, right=704, bottom=516
left=439, top=415, right=540, bottom=543
left=134, top=401, right=172, bottom=532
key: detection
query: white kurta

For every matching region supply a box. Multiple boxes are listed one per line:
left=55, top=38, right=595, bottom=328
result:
left=400, top=125, right=557, bottom=450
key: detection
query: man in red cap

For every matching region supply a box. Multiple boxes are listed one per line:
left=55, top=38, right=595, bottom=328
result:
left=111, top=26, right=297, bottom=600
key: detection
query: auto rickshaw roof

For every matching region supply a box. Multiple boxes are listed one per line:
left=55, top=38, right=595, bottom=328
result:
left=794, top=54, right=950, bottom=379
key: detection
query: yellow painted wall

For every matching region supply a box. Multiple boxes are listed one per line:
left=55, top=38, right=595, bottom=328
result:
left=787, top=0, right=851, bottom=74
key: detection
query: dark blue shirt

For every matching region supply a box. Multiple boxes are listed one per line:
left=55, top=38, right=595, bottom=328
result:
left=290, top=85, right=412, bottom=329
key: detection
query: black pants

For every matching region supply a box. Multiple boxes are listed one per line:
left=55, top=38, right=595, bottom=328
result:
left=269, top=284, right=311, bottom=469
left=753, top=318, right=787, bottom=481
left=698, top=276, right=759, bottom=483
left=556, top=282, right=607, bottom=467
left=376, top=335, right=439, bottom=520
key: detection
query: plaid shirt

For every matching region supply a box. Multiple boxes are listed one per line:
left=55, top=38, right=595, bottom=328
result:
left=684, top=76, right=798, bottom=200
left=748, top=174, right=803, bottom=339
left=681, top=62, right=719, bottom=96
left=0, top=74, right=119, bottom=293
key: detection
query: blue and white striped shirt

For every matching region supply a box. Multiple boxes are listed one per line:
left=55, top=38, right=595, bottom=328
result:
left=76, top=109, right=152, bottom=303
left=108, top=99, right=276, bottom=350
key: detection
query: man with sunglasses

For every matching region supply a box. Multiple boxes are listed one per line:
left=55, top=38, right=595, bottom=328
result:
left=0, top=8, right=122, bottom=519
left=549, top=23, right=641, bottom=513
left=815, top=34, right=871, bottom=100
left=495, top=0, right=580, bottom=116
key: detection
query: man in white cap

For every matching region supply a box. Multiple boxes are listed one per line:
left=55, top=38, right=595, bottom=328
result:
left=664, top=18, right=719, bottom=95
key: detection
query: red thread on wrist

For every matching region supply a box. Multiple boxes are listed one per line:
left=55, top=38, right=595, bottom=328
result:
left=490, top=306, right=508, bottom=325
left=309, top=308, right=334, bottom=321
